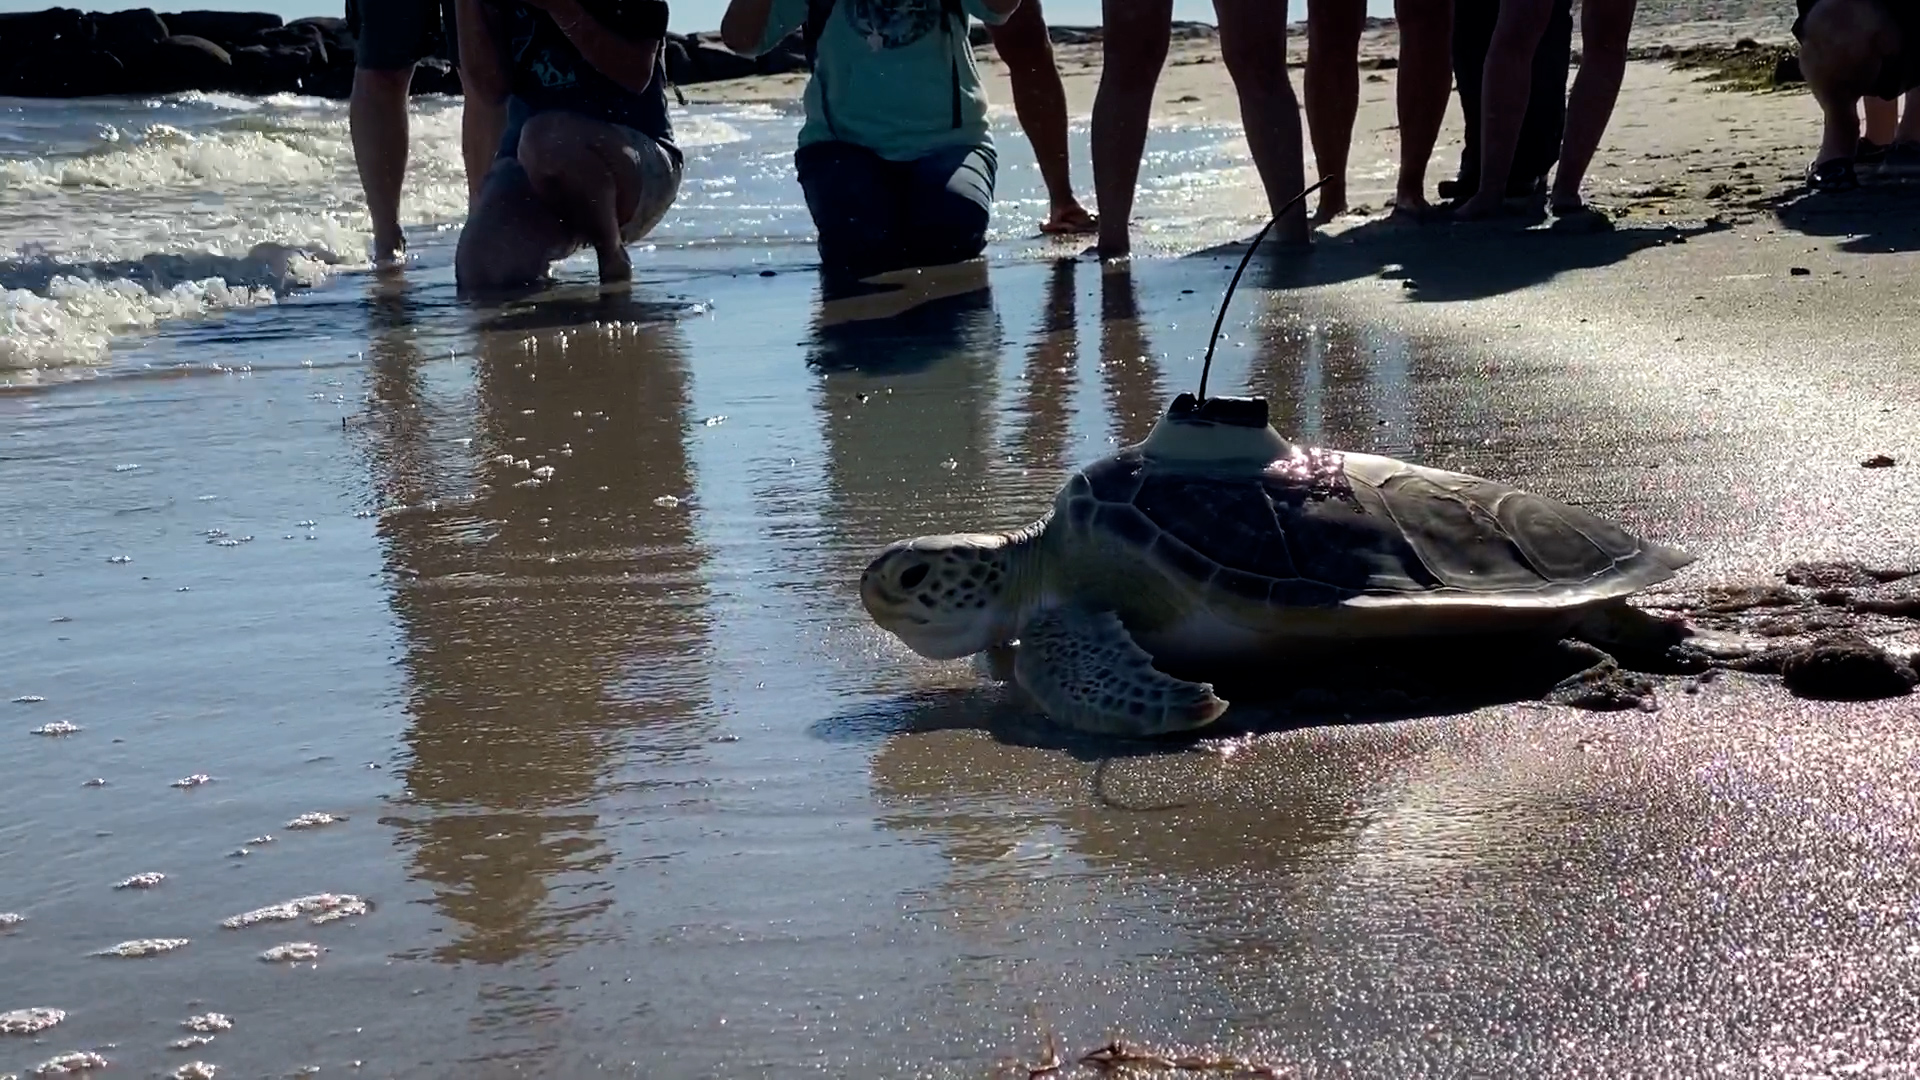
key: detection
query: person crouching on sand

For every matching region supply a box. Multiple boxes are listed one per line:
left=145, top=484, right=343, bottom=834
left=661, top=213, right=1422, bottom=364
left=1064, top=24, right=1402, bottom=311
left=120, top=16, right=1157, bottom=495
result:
left=453, top=0, right=684, bottom=290
left=721, top=0, right=1019, bottom=277
left=1795, top=0, right=1920, bottom=191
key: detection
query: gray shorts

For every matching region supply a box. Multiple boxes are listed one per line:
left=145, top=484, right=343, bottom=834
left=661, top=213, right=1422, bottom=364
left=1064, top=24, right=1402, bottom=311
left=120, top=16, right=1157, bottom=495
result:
left=496, top=101, right=684, bottom=244
left=349, top=0, right=459, bottom=71
left=617, top=128, right=683, bottom=244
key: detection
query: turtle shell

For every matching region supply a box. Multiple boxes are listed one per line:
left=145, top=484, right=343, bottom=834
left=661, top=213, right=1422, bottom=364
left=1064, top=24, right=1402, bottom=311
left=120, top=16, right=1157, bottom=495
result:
left=1059, top=445, right=1693, bottom=611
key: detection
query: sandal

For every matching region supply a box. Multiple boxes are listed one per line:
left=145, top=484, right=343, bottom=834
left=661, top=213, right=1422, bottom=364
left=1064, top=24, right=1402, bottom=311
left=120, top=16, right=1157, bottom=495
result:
left=1808, top=158, right=1859, bottom=192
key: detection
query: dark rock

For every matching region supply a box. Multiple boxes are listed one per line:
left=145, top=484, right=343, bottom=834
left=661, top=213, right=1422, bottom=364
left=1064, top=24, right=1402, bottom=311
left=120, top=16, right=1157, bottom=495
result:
left=1848, top=574, right=1920, bottom=618
left=253, top=24, right=327, bottom=65
left=162, top=9, right=281, bottom=45
left=689, top=41, right=758, bottom=82
left=0, top=8, right=91, bottom=48
left=756, top=48, right=808, bottom=75
left=0, top=9, right=90, bottom=95
left=1359, top=55, right=1398, bottom=70
left=662, top=40, right=695, bottom=84
left=92, top=9, right=169, bottom=56
left=1783, top=561, right=1918, bottom=589
left=1862, top=453, right=1896, bottom=468
left=1773, top=53, right=1802, bottom=85
left=303, top=61, right=355, bottom=100
left=1779, top=634, right=1917, bottom=700
left=228, top=42, right=321, bottom=95
left=286, top=15, right=350, bottom=48
left=130, top=34, right=233, bottom=94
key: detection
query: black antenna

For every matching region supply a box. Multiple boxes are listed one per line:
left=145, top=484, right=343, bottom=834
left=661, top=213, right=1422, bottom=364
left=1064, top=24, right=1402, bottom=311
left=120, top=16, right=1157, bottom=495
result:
left=1195, top=177, right=1329, bottom=402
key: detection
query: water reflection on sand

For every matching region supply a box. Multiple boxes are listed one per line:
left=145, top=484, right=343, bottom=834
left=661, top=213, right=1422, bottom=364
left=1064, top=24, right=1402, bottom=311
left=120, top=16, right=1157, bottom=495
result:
left=360, top=285, right=716, bottom=978
left=9, top=250, right=1917, bottom=1079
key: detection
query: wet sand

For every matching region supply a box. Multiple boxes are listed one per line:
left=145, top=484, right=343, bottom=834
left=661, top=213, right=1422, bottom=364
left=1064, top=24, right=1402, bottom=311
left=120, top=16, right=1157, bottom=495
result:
left=7, top=20, right=1920, bottom=1080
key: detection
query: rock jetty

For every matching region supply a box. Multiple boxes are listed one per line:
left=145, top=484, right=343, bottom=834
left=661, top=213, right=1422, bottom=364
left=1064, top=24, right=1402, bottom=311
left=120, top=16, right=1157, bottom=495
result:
left=0, top=5, right=816, bottom=99
left=0, top=7, right=1198, bottom=100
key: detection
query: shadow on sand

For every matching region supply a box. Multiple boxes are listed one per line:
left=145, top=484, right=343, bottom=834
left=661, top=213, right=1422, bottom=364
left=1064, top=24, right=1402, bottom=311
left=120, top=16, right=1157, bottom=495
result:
left=1187, top=209, right=1731, bottom=303
left=807, top=634, right=1678, bottom=761
left=1768, top=179, right=1920, bottom=254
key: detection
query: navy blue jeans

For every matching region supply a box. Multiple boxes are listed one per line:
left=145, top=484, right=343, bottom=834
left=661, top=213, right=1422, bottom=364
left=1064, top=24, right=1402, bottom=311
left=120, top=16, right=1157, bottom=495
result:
left=795, top=140, right=996, bottom=276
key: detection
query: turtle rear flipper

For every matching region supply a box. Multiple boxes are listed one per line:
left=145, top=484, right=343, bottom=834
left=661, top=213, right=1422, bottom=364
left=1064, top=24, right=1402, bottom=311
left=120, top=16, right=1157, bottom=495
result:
left=1013, top=607, right=1228, bottom=737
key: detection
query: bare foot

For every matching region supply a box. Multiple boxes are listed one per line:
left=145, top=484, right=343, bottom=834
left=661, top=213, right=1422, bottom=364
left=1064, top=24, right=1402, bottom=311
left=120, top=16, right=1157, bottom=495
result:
left=1549, top=191, right=1585, bottom=216
left=1310, top=188, right=1348, bottom=225
left=1096, top=222, right=1131, bottom=260
left=372, top=232, right=407, bottom=271
left=1039, top=203, right=1099, bottom=235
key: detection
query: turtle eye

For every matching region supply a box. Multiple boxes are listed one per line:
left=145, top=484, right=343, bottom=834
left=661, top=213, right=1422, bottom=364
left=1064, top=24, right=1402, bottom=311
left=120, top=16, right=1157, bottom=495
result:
left=898, top=563, right=930, bottom=589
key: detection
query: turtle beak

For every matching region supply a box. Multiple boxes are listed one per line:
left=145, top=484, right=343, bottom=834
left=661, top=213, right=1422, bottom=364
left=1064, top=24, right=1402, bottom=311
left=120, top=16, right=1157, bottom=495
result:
left=859, top=547, right=927, bottom=626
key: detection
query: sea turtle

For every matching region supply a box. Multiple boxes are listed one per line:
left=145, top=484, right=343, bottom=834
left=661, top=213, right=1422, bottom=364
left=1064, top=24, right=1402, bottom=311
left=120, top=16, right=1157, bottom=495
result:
left=859, top=393, right=1697, bottom=736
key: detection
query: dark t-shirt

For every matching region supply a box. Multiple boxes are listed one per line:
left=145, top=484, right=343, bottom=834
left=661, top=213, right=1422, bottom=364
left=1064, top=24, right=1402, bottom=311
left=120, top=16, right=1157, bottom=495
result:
left=498, top=2, right=680, bottom=164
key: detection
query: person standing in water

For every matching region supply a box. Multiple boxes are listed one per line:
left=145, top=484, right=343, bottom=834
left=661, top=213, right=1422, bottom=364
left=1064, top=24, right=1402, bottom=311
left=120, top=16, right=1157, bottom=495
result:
left=348, top=0, right=506, bottom=267
left=453, top=0, right=683, bottom=290
left=722, top=0, right=1021, bottom=277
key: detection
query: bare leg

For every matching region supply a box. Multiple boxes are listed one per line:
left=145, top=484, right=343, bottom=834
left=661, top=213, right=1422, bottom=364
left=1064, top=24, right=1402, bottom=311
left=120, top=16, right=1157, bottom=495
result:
left=1549, top=0, right=1636, bottom=211
left=1898, top=87, right=1920, bottom=142
left=350, top=66, right=415, bottom=266
left=515, top=111, right=648, bottom=282
left=1798, top=0, right=1894, bottom=174
left=1216, top=0, right=1311, bottom=245
left=986, top=0, right=1096, bottom=234
left=1393, top=0, right=1453, bottom=213
left=1304, top=0, right=1363, bottom=223
left=456, top=113, right=653, bottom=290
left=1864, top=95, right=1899, bottom=144
left=1091, top=0, right=1174, bottom=257
left=1455, top=0, right=1554, bottom=219
left=455, top=159, right=580, bottom=292
left=458, top=73, right=508, bottom=209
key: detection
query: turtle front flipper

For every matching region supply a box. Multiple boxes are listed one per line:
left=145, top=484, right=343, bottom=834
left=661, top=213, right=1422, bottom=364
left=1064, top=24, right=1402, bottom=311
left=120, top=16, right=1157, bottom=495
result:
left=1013, top=607, right=1228, bottom=737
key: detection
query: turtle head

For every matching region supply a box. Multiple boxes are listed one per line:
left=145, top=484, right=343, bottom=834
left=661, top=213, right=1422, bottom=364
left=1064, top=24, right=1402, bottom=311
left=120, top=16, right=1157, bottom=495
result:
left=861, top=532, right=1030, bottom=660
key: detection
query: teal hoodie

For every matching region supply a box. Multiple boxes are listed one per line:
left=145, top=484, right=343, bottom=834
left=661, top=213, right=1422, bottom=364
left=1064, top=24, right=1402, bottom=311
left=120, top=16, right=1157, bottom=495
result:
left=746, top=0, right=1006, bottom=162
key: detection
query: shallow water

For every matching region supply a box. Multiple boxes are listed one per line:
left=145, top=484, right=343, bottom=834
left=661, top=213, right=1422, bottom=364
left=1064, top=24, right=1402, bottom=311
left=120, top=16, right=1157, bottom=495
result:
left=6, top=224, right=1920, bottom=1077
left=6, top=74, right=1920, bottom=1079
left=0, top=91, right=1251, bottom=376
